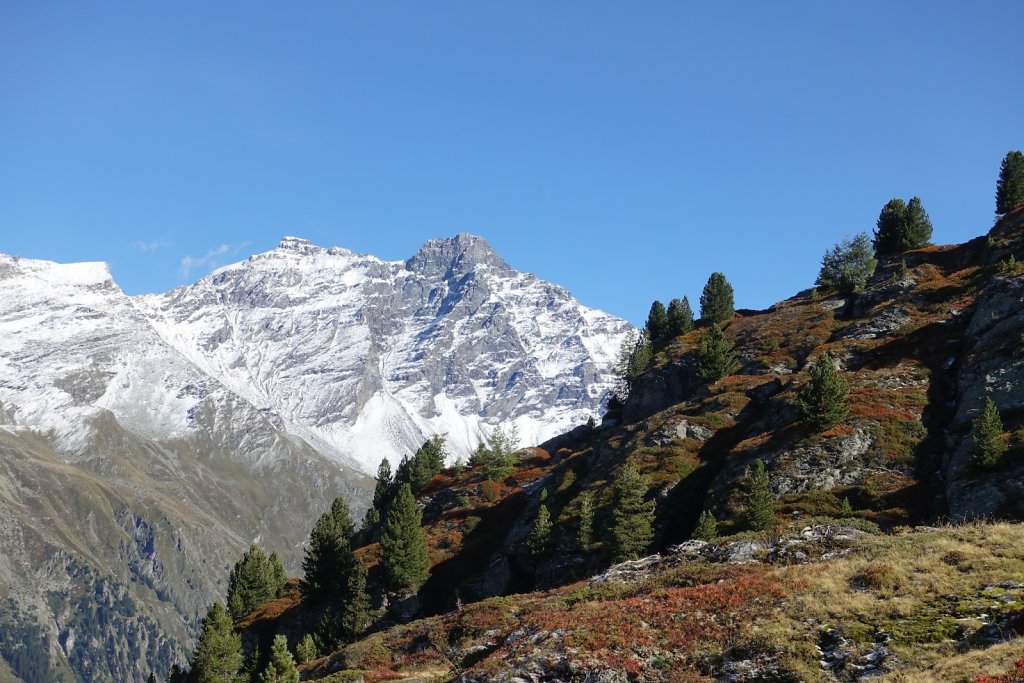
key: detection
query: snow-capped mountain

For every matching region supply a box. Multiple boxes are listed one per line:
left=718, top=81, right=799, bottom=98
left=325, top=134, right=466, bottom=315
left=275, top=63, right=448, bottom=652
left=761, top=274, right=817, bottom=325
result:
left=0, top=233, right=629, bottom=681
left=136, top=234, right=632, bottom=471
left=0, top=233, right=630, bottom=472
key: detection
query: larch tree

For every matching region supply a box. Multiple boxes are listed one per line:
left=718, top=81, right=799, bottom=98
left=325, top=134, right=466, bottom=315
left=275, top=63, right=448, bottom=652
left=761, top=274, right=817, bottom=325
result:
left=996, top=150, right=1024, bottom=217
left=699, top=272, right=735, bottom=324
left=816, top=233, right=877, bottom=294
left=610, top=462, right=656, bottom=562
left=380, top=483, right=430, bottom=591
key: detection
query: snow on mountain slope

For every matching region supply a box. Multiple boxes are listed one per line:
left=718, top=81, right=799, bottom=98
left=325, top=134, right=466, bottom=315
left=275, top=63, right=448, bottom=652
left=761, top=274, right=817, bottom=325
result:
left=136, top=234, right=633, bottom=471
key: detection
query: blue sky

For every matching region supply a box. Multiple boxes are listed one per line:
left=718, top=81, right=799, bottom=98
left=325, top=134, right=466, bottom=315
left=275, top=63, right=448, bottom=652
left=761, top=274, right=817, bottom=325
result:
left=1, top=2, right=1020, bottom=325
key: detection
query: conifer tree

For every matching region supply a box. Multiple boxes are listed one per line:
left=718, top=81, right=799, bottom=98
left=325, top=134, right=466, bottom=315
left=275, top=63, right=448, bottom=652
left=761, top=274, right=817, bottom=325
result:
left=577, top=491, right=594, bottom=550
left=341, top=556, right=371, bottom=636
left=697, top=323, right=738, bottom=383
left=226, top=545, right=276, bottom=620
left=613, top=329, right=653, bottom=399
left=302, top=497, right=356, bottom=603
left=380, top=483, right=430, bottom=591
left=797, top=352, right=849, bottom=432
left=816, top=233, right=877, bottom=294
left=190, top=602, right=243, bottom=683
left=645, top=300, right=669, bottom=341
left=745, top=460, right=775, bottom=532
left=699, top=272, right=735, bottom=324
left=314, top=554, right=370, bottom=652
left=148, top=673, right=158, bottom=683
left=329, top=496, right=355, bottom=540
left=610, top=462, right=656, bottom=562
left=996, top=150, right=1024, bottom=217
left=257, top=635, right=299, bottom=683
left=372, top=458, right=394, bottom=511
left=873, top=197, right=932, bottom=257
left=972, top=397, right=1007, bottom=469
left=694, top=510, right=718, bottom=541
left=666, top=297, right=694, bottom=337
left=904, top=197, right=933, bottom=249
left=295, top=634, right=317, bottom=664
left=472, top=425, right=519, bottom=482
left=269, top=551, right=287, bottom=598
left=527, top=504, right=552, bottom=556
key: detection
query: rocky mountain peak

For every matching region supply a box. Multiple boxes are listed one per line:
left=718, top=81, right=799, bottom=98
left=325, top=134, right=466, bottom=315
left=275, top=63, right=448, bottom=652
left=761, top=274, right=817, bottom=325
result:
left=404, top=232, right=509, bottom=278
left=273, top=235, right=327, bottom=256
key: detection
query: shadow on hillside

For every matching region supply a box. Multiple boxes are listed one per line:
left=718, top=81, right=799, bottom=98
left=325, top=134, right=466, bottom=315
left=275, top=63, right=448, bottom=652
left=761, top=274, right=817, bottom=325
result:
left=417, top=487, right=528, bottom=616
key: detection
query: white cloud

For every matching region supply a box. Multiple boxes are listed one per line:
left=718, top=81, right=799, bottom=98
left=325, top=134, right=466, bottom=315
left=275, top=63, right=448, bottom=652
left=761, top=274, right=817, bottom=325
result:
left=179, top=244, right=236, bottom=279
left=133, top=239, right=171, bottom=253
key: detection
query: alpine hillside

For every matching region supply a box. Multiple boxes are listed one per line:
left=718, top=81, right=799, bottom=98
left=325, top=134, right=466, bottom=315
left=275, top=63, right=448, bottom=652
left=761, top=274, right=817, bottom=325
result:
left=0, top=235, right=631, bottom=682
left=224, top=202, right=1024, bottom=683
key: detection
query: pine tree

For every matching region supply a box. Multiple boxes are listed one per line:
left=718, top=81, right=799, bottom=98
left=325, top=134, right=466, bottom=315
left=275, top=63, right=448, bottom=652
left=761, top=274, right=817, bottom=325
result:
left=226, top=545, right=276, bottom=620
left=610, top=462, right=656, bottom=562
left=257, top=635, right=299, bottom=683
left=314, top=555, right=369, bottom=653
left=295, top=634, right=318, bottom=664
left=613, top=329, right=653, bottom=399
left=380, top=483, right=430, bottom=591
left=577, top=491, right=594, bottom=550
left=745, top=461, right=775, bottom=532
left=873, top=198, right=909, bottom=258
left=904, top=197, right=933, bottom=249
left=873, top=197, right=932, bottom=257
left=372, top=458, right=394, bottom=511
left=666, top=297, right=694, bottom=337
left=996, top=150, right=1024, bottom=217
left=527, top=504, right=552, bottom=556
left=797, top=352, right=849, bottom=432
left=344, top=556, right=371, bottom=634
left=697, top=323, right=738, bottom=383
left=302, top=497, right=356, bottom=603
left=699, top=272, right=735, bottom=324
left=269, top=551, right=287, bottom=598
left=972, top=397, right=1007, bottom=469
left=190, top=602, right=243, bottom=683
left=694, top=510, right=718, bottom=541
left=816, top=233, right=877, bottom=294
left=645, top=300, right=669, bottom=341
left=147, top=673, right=158, bottom=683
left=329, top=496, right=355, bottom=539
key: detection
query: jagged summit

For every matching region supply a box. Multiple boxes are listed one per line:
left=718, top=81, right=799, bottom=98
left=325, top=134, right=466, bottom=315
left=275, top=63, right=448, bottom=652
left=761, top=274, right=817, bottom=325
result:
left=405, top=232, right=509, bottom=276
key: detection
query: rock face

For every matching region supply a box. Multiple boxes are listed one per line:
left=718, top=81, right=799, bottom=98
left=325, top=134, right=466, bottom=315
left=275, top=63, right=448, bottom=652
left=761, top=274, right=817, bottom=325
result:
left=138, top=234, right=633, bottom=468
left=0, top=236, right=630, bottom=682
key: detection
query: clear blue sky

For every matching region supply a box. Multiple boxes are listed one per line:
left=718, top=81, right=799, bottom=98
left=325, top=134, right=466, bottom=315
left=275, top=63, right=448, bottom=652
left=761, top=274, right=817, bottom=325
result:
left=1, top=2, right=1020, bottom=325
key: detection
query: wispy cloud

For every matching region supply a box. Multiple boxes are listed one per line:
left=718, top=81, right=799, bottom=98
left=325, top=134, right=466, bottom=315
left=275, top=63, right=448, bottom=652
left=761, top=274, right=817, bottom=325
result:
left=133, top=239, right=171, bottom=253
left=179, top=243, right=246, bottom=280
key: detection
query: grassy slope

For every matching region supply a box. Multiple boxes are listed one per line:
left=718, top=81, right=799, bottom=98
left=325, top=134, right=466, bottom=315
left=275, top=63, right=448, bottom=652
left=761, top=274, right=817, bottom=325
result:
left=291, top=523, right=1024, bottom=682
